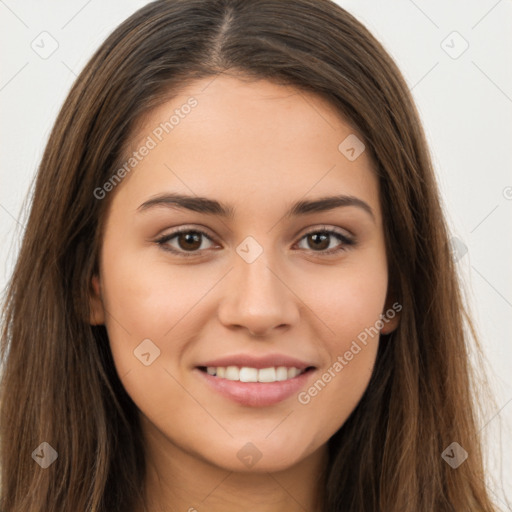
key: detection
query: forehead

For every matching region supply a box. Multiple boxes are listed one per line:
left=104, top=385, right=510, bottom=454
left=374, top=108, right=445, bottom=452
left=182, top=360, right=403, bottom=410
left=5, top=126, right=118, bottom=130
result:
left=116, top=74, right=380, bottom=221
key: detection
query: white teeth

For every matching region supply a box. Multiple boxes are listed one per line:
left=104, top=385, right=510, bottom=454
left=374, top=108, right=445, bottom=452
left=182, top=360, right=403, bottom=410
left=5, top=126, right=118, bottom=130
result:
left=239, top=367, right=258, bottom=382
left=203, top=365, right=307, bottom=383
left=276, top=366, right=289, bottom=381
left=288, top=367, right=301, bottom=379
left=258, top=367, right=276, bottom=382
left=225, top=366, right=239, bottom=380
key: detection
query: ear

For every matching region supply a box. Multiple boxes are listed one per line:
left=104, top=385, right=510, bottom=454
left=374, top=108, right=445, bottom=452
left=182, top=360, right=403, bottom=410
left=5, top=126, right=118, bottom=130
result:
left=380, top=292, right=401, bottom=335
left=89, top=274, right=106, bottom=325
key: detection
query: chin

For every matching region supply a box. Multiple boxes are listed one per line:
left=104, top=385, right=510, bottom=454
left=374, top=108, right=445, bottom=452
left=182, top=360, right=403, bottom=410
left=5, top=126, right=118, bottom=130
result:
left=199, top=437, right=316, bottom=474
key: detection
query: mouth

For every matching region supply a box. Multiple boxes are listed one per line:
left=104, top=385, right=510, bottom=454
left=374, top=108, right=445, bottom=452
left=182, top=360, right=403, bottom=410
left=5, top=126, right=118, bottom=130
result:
left=194, top=365, right=317, bottom=407
left=197, top=365, right=315, bottom=382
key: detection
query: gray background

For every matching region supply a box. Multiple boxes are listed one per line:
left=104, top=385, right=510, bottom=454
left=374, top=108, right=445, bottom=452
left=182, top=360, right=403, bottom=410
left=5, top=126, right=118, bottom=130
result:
left=1, top=0, right=511, bottom=507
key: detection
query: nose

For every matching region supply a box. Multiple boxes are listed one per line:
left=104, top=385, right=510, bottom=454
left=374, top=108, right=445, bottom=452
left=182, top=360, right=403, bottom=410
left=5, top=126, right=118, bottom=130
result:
left=217, top=252, right=300, bottom=337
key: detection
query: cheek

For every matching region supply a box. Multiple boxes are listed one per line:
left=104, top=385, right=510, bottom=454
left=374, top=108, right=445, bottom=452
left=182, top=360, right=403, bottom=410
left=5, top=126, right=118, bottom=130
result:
left=98, top=248, right=212, bottom=427
left=98, top=241, right=195, bottom=372
left=102, top=207, right=219, bottom=320
left=299, top=248, right=388, bottom=346
left=292, top=254, right=387, bottom=438
left=294, top=325, right=382, bottom=450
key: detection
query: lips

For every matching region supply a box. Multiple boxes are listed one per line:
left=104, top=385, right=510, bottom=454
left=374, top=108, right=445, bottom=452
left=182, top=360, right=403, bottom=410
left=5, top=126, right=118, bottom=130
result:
left=194, top=353, right=317, bottom=407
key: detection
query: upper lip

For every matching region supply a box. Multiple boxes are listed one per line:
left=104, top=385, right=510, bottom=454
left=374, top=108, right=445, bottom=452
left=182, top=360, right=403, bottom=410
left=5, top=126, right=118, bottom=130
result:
left=196, top=354, right=316, bottom=370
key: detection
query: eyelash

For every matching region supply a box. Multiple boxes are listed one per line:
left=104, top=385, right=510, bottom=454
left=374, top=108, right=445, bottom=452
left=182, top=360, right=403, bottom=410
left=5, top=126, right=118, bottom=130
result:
left=155, top=226, right=356, bottom=258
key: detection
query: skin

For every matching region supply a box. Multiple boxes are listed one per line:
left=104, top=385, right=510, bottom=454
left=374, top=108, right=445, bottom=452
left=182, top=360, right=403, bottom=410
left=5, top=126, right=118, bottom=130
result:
left=89, top=74, right=400, bottom=512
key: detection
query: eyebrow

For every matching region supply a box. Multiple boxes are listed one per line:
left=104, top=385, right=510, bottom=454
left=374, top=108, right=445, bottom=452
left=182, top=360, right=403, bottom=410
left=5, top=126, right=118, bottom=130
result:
left=137, top=193, right=375, bottom=222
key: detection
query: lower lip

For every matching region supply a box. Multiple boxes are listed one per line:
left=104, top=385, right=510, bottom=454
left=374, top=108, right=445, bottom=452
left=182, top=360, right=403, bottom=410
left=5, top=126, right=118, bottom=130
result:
left=194, top=368, right=316, bottom=407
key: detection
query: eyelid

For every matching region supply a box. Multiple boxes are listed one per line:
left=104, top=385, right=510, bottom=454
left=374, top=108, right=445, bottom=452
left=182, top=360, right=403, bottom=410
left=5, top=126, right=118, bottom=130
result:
left=297, top=224, right=354, bottom=240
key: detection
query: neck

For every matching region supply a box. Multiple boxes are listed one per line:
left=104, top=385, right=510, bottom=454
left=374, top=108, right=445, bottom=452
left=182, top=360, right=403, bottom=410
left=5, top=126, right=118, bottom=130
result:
left=137, top=416, right=329, bottom=512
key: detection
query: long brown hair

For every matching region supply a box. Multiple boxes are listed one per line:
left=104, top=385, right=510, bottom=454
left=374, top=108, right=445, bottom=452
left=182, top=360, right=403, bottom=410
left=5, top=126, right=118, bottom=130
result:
left=0, top=0, right=501, bottom=510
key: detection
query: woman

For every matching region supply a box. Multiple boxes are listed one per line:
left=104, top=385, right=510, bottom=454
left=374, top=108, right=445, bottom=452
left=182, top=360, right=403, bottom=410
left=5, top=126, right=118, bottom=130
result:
left=0, top=0, right=500, bottom=510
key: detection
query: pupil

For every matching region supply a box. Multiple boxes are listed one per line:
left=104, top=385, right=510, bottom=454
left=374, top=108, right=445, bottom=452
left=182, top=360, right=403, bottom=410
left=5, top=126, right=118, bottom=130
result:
left=179, top=232, right=201, bottom=250
left=310, top=233, right=329, bottom=250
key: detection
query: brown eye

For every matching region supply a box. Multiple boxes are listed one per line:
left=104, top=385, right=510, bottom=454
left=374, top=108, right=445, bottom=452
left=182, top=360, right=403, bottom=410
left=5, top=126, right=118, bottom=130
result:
left=296, top=228, right=355, bottom=255
left=156, top=228, right=216, bottom=257
left=176, top=231, right=203, bottom=251
left=306, top=232, right=330, bottom=251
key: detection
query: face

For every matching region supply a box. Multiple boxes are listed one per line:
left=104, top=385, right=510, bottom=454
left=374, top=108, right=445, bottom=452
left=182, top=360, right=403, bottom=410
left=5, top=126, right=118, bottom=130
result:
left=90, top=74, right=399, bottom=474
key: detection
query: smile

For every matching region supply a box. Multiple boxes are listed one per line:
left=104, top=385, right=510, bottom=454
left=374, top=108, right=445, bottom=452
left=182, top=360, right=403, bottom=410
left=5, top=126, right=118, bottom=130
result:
left=199, top=365, right=311, bottom=382
left=195, top=366, right=316, bottom=407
